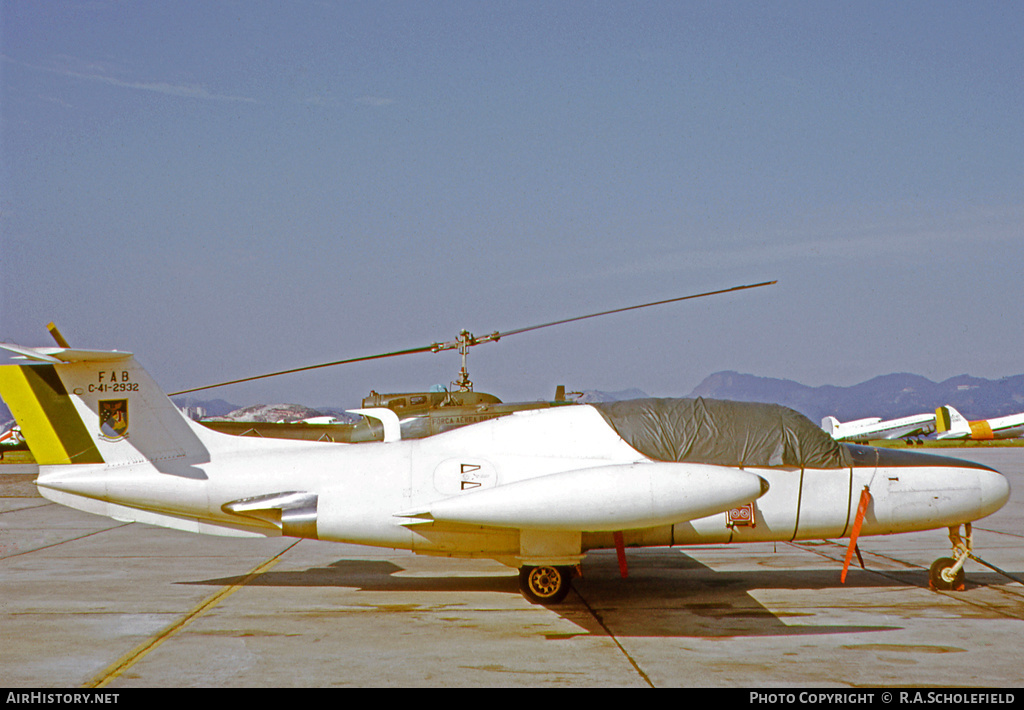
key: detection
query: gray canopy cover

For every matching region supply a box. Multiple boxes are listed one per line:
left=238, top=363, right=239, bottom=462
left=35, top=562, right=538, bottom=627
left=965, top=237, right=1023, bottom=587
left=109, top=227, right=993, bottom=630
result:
left=592, top=398, right=852, bottom=469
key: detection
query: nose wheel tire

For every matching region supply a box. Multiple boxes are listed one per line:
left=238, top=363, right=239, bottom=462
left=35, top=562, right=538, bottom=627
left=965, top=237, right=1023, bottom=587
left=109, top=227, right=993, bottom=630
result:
left=519, top=565, right=574, bottom=604
left=929, top=556, right=966, bottom=591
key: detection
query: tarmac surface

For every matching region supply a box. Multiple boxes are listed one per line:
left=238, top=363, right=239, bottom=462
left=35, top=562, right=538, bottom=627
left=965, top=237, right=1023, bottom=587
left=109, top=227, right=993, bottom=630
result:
left=1, top=448, right=1022, bottom=688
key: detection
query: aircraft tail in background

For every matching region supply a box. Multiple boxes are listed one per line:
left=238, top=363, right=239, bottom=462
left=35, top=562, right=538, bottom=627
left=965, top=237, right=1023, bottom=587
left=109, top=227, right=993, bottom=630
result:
left=936, top=405, right=1024, bottom=440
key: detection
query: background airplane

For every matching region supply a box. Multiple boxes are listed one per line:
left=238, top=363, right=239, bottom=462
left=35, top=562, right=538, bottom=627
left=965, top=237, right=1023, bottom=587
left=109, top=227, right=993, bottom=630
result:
left=935, top=405, right=1024, bottom=440
left=0, top=424, right=25, bottom=449
left=821, top=412, right=936, bottom=443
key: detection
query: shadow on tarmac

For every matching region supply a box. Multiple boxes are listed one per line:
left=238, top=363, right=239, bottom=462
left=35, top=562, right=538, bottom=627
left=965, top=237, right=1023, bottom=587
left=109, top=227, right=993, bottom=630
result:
left=179, top=548, right=1009, bottom=639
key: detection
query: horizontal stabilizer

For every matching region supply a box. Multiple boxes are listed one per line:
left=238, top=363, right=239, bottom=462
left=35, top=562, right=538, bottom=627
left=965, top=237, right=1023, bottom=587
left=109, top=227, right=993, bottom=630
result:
left=396, top=462, right=769, bottom=532
left=0, top=343, right=132, bottom=363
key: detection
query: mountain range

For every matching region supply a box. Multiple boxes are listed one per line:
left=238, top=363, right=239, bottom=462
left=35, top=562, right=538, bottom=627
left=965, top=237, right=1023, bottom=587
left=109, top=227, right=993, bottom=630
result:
left=174, top=373, right=1024, bottom=426
left=3, top=372, right=1023, bottom=430
left=687, top=371, right=1024, bottom=423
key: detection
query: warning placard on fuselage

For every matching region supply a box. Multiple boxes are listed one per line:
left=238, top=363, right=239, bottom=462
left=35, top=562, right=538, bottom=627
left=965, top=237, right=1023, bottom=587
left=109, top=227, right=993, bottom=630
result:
left=433, top=458, right=498, bottom=495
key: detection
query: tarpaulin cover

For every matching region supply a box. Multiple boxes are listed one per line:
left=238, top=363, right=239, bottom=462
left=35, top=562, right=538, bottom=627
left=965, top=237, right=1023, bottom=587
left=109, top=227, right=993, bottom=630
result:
left=592, top=398, right=852, bottom=469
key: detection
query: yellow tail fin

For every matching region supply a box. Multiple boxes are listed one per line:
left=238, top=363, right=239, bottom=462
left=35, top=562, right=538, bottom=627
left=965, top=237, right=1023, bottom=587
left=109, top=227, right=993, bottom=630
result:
left=0, top=364, right=104, bottom=465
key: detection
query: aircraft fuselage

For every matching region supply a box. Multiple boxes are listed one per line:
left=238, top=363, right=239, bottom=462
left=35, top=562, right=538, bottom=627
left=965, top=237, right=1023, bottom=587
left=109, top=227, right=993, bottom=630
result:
left=36, top=406, right=1009, bottom=566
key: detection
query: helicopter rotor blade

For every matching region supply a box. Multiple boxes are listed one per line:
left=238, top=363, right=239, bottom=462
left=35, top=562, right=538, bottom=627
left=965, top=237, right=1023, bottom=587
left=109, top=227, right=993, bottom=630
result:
left=169, top=279, right=776, bottom=396
left=169, top=345, right=437, bottom=396
left=492, top=280, right=777, bottom=341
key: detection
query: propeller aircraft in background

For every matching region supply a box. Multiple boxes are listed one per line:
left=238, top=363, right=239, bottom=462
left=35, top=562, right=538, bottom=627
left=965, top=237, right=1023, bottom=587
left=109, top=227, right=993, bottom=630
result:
left=821, top=412, right=936, bottom=444
left=936, top=405, right=1024, bottom=441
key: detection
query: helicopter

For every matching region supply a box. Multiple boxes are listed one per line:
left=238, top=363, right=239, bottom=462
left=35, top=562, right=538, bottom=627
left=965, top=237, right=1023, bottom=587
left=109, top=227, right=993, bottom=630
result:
left=174, top=282, right=778, bottom=443
left=0, top=282, right=1010, bottom=604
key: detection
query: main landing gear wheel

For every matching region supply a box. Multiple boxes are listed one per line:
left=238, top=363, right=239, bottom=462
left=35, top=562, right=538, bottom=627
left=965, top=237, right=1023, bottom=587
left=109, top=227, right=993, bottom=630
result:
left=929, top=557, right=966, bottom=591
left=519, top=565, right=574, bottom=604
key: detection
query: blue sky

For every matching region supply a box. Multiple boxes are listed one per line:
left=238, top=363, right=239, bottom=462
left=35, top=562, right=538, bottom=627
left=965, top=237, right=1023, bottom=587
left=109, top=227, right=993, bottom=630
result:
left=2, top=1, right=1022, bottom=408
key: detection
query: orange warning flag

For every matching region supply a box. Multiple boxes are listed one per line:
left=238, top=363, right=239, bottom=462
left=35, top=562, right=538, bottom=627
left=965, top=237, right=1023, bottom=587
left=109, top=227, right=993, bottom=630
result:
left=842, top=486, right=872, bottom=584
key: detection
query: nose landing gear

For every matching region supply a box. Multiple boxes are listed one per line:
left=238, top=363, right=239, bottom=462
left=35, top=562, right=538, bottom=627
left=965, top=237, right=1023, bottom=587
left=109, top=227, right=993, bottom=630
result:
left=929, top=524, right=971, bottom=591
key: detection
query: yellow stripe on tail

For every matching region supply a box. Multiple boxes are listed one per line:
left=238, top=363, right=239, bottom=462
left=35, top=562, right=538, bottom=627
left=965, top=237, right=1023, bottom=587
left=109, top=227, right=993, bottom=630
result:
left=0, top=365, right=104, bottom=465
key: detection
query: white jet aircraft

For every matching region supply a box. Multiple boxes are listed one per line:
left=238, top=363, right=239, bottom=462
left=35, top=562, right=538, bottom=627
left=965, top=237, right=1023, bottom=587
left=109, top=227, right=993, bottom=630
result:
left=0, top=343, right=1010, bottom=602
left=935, top=405, right=1024, bottom=441
left=0, top=424, right=23, bottom=447
left=821, top=412, right=936, bottom=443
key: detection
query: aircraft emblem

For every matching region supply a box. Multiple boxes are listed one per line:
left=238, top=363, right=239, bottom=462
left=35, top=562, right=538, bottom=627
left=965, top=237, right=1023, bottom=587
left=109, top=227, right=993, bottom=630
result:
left=99, top=399, right=129, bottom=440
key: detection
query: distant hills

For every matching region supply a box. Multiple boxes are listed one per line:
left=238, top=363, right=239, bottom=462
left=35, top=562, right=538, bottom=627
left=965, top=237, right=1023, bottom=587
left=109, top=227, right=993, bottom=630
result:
left=177, top=374, right=1024, bottom=426
left=172, top=398, right=357, bottom=423
left=2, top=373, right=1023, bottom=431
left=688, top=371, right=1024, bottom=423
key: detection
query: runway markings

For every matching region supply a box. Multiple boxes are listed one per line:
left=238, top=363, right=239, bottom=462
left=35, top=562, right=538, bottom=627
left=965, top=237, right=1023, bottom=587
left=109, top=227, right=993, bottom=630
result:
left=975, top=524, right=1024, bottom=540
left=0, top=519, right=132, bottom=559
left=571, top=587, right=655, bottom=688
left=83, top=539, right=302, bottom=688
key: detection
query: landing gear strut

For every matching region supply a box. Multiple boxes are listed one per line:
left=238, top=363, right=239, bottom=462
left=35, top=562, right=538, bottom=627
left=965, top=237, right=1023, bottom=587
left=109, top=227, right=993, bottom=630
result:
left=929, top=523, right=971, bottom=591
left=518, top=565, right=575, bottom=604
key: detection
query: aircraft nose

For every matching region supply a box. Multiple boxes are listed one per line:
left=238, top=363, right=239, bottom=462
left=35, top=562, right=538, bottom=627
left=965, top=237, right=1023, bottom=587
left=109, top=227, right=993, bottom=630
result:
left=978, top=467, right=1011, bottom=518
left=847, top=445, right=1012, bottom=527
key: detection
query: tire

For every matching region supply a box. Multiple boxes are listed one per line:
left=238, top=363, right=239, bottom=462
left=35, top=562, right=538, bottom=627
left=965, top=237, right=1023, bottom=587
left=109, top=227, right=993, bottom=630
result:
left=929, top=557, right=966, bottom=591
left=519, top=565, right=574, bottom=604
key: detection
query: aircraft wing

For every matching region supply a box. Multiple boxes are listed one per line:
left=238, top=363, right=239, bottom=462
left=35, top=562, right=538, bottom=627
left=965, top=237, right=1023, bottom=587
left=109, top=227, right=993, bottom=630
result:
left=0, top=343, right=133, bottom=363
